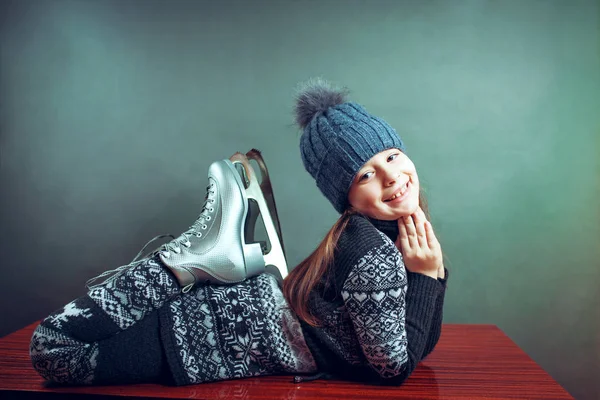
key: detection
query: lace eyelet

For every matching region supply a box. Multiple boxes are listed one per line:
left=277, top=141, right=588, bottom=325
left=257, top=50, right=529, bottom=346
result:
left=202, top=224, right=207, bottom=229
left=208, top=207, right=214, bottom=212
left=206, top=216, right=211, bottom=221
left=196, top=233, right=202, bottom=238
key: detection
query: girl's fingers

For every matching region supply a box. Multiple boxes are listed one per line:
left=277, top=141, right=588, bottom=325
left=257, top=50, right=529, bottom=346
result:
left=425, top=221, right=439, bottom=249
left=411, top=209, right=428, bottom=248
left=397, top=218, right=411, bottom=250
left=403, top=215, right=419, bottom=248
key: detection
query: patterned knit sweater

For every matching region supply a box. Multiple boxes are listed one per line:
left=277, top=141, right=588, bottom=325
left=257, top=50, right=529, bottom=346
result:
left=299, top=214, right=448, bottom=384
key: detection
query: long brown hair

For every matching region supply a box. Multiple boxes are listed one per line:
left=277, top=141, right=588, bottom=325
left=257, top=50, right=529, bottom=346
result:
left=283, top=190, right=431, bottom=327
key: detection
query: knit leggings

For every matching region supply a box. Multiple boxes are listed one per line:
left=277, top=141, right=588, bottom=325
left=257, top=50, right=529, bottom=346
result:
left=29, top=255, right=317, bottom=386
left=29, top=255, right=183, bottom=385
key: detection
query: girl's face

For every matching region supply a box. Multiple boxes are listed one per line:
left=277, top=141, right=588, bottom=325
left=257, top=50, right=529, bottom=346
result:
left=348, top=148, right=420, bottom=220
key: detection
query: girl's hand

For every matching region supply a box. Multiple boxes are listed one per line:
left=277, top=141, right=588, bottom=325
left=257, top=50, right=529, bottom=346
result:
left=396, top=206, right=444, bottom=280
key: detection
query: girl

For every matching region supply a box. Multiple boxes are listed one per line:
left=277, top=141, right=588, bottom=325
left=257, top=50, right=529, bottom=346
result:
left=30, top=79, right=447, bottom=386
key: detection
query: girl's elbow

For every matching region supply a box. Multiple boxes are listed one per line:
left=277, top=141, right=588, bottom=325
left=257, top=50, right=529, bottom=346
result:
left=379, top=354, right=423, bottom=386
left=372, top=368, right=411, bottom=386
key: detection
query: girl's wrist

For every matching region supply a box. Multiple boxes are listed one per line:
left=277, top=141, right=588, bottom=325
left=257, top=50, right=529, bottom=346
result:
left=420, top=270, right=438, bottom=280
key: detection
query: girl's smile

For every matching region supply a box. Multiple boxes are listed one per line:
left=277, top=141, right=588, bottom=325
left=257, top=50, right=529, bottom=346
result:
left=383, top=180, right=411, bottom=203
left=347, top=149, right=420, bottom=220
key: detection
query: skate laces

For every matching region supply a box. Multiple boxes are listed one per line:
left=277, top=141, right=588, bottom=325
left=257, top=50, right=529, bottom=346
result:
left=85, top=182, right=217, bottom=291
left=160, top=182, right=216, bottom=258
left=85, top=234, right=176, bottom=290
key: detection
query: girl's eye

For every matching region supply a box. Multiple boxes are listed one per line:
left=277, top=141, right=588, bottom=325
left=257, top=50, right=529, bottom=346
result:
left=388, top=153, right=399, bottom=162
left=360, top=172, right=373, bottom=181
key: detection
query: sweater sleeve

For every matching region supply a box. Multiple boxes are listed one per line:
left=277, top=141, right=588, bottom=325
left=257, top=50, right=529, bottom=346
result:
left=338, top=217, right=442, bottom=383
left=421, top=269, right=448, bottom=359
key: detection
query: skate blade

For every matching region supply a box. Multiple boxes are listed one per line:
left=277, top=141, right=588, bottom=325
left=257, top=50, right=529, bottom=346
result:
left=229, top=152, right=288, bottom=281
left=245, top=149, right=285, bottom=255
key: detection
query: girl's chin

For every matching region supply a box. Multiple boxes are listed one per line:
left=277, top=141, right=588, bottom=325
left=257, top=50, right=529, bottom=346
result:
left=371, top=210, right=413, bottom=221
left=355, top=199, right=419, bottom=220
left=381, top=204, right=419, bottom=220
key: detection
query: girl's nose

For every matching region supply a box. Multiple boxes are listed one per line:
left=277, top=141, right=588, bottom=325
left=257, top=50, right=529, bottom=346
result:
left=383, top=168, right=397, bottom=187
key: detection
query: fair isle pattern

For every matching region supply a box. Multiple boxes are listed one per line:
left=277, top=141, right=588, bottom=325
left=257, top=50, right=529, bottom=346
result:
left=256, top=274, right=317, bottom=373
left=30, top=324, right=99, bottom=384
left=321, top=304, right=364, bottom=365
left=47, top=299, right=93, bottom=330
left=88, top=255, right=179, bottom=330
left=168, top=290, right=222, bottom=382
left=341, top=231, right=409, bottom=378
left=168, top=273, right=316, bottom=384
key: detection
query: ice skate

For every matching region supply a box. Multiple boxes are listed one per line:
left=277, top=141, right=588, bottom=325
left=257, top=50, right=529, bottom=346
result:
left=86, top=158, right=267, bottom=293
left=229, top=150, right=289, bottom=281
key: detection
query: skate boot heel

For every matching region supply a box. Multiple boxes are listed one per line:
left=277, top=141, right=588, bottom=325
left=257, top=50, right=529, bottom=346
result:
left=243, top=241, right=267, bottom=279
left=203, top=240, right=263, bottom=285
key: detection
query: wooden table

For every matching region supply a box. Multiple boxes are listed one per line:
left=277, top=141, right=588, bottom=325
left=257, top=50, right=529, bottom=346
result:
left=0, top=323, right=572, bottom=399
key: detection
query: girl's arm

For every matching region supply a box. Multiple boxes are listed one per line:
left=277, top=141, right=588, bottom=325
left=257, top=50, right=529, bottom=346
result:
left=417, top=270, right=448, bottom=360
left=340, top=221, right=442, bottom=384
left=396, top=207, right=448, bottom=362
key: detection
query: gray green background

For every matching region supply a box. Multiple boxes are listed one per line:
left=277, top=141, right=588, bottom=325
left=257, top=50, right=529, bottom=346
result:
left=1, top=0, right=598, bottom=398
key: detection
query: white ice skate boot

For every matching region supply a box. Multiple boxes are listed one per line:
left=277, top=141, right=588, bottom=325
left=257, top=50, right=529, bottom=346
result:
left=86, top=151, right=287, bottom=293
left=156, top=157, right=270, bottom=291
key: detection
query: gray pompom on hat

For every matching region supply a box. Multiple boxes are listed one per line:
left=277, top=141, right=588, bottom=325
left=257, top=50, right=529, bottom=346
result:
left=294, top=78, right=405, bottom=213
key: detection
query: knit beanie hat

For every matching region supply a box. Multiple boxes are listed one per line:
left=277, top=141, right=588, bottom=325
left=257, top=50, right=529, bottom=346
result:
left=294, top=78, right=405, bottom=213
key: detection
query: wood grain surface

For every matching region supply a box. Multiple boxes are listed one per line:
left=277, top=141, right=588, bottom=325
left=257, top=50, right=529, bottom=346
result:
left=0, top=323, right=573, bottom=399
